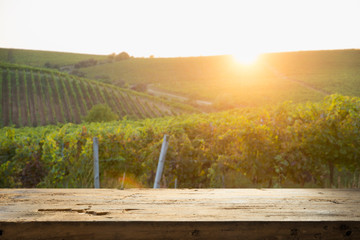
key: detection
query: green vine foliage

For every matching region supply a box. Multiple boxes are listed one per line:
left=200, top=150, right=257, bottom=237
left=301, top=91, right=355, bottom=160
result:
left=0, top=94, right=359, bottom=188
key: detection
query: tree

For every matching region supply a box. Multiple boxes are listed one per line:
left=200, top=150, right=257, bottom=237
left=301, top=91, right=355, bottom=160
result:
left=108, top=53, right=116, bottom=61
left=84, top=104, right=118, bottom=123
left=115, top=52, right=130, bottom=61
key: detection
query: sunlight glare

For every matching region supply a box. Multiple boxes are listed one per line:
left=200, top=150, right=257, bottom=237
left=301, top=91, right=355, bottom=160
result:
left=232, top=51, right=260, bottom=65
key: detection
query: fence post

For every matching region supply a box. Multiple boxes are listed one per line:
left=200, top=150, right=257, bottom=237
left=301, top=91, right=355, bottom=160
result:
left=93, top=137, right=100, bottom=189
left=153, top=135, right=169, bottom=189
left=121, top=172, right=126, bottom=190
left=337, top=176, right=341, bottom=189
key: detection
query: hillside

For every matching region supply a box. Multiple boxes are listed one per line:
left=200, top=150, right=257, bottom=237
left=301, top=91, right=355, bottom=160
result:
left=78, top=49, right=360, bottom=108
left=1, top=48, right=359, bottom=109
left=0, top=48, right=107, bottom=68
left=0, top=63, right=197, bottom=127
left=79, top=56, right=324, bottom=108
left=262, top=49, right=360, bottom=97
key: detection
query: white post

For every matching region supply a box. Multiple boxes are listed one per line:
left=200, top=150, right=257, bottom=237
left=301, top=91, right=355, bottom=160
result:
left=153, top=135, right=169, bottom=188
left=121, top=172, right=126, bottom=189
left=93, top=137, right=100, bottom=188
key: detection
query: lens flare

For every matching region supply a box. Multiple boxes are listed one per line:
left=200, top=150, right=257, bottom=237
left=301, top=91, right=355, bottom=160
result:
left=232, top=51, right=260, bottom=65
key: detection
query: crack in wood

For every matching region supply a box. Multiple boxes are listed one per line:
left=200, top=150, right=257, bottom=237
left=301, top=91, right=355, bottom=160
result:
left=309, top=199, right=341, bottom=204
left=38, top=208, right=109, bottom=216
left=122, top=208, right=141, bottom=213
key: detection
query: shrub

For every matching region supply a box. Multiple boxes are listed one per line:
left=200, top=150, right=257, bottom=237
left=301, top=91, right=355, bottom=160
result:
left=84, top=104, right=118, bottom=123
left=130, top=83, right=148, bottom=92
left=74, top=59, right=98, bottom=68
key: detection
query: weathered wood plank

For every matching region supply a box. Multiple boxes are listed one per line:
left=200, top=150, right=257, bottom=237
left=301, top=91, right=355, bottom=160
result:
left=1, top=221, right=358, bottom=240
left=0, top=189, right=359, bottom=239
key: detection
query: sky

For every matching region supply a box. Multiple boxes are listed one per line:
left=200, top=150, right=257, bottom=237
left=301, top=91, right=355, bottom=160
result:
left=0, top=0, right=359, bottom=60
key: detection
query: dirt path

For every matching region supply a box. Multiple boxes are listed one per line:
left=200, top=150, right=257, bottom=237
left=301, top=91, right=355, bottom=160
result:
left=264, top=63, right=329, bottom=96
left=147, top=85, right=213, bottom=106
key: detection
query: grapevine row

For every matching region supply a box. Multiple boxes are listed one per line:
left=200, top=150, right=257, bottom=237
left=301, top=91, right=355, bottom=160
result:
left=0, top=94, right=359, bottom=188
left=0, top=65, right=194, bottom=127
left=15, top=70, right=22, bottom=126
left=0, top=69, right=2, bottom=127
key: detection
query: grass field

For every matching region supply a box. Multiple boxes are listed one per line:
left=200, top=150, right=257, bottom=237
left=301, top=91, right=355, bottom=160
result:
left=79, top=54, right=332, bottom=107
left=0, top=48, right=107, bottom=67
left=262, top=50, right=360, bottom=97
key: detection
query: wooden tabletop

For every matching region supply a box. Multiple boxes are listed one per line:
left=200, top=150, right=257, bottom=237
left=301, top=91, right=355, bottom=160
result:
left=0, top=188, right=359, bottom=239
left=1, top=188, right=360, bottom=222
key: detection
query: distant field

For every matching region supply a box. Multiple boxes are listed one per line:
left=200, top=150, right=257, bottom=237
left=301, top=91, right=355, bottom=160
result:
left=0, top=63, right=196, bottom=127
left=80, top=55, right=329, bottom=107
left=1, top=48, right=359, bottom=109
left=0, top=48, right=107, bottom=67
left=262, top=49, right=360, bottom=97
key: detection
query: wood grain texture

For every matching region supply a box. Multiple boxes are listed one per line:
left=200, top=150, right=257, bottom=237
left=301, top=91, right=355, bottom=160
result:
left=0, top=189, right=359, bottom=239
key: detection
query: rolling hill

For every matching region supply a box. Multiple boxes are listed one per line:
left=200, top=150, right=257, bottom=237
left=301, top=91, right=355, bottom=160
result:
left=1, top=48, right=359, bottom=110
left=261, top=49, right=360, bottom=97
left=0, top=63, right=197, bottom=127
left=0, top=48, right=107, bottom=67
left=77, top=49, right=360, bottom=108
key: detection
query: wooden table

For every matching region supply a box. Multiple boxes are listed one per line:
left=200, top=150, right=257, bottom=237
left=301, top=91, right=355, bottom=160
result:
left=0, top=189, right=359, bottom=239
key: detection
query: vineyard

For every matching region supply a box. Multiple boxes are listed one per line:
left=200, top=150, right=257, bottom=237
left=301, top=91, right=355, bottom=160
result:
left=75, top=50, right=360, bottom=109
left=80, top=55, right=317, bottom=106
left=262, top=49, right=360, bottom=97
left=1, top=94, right=359, bottom=188
left=0, top=63, right=197, bottom=127
left=0, top=48, right=108, bottom=68
left=80, top=49, right=360, bottom=108
left=0, top=49, right=359, bottom=189
left=2, top=48, right=359, bottom=109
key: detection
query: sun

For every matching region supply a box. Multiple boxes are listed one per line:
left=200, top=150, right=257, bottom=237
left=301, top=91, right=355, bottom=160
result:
left=232, top=51, right=260, bottom=65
